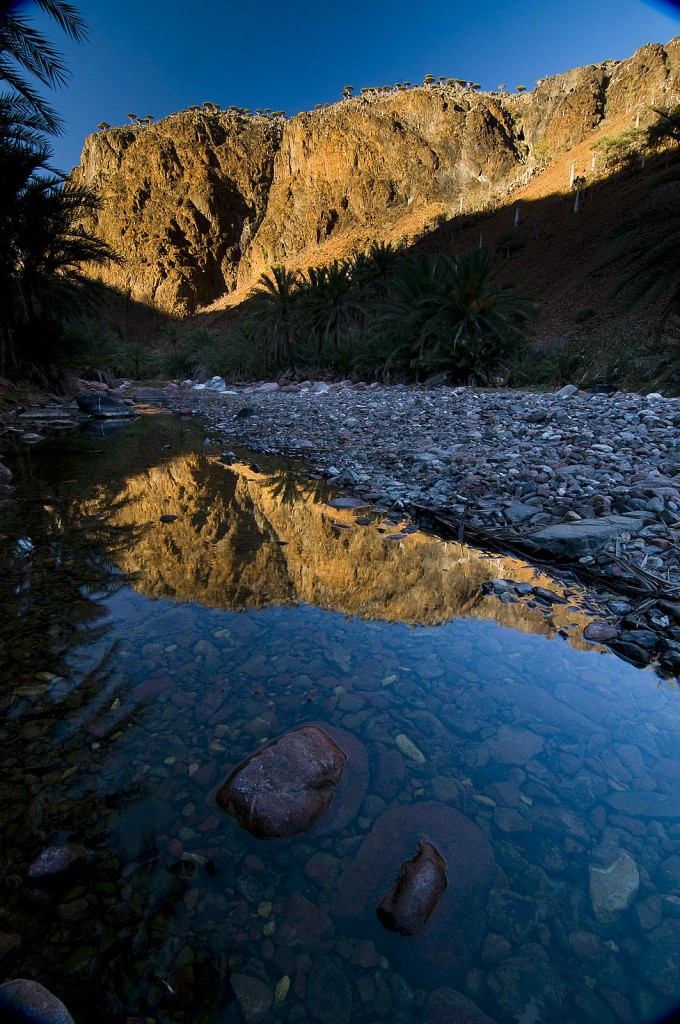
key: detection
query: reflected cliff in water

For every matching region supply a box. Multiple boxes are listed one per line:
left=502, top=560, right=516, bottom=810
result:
left=79, top=451, right=596, bottom=646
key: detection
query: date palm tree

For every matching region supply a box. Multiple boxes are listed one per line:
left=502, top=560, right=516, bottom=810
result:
left=0, top=4, right=120, bottom=375
left=376, top=250, right=534, bottom=381
left=0, top=131, right=119, bottom=371
left=297, top=260, right=363, bottom=366
left=248, top=265, right=300, bottom=368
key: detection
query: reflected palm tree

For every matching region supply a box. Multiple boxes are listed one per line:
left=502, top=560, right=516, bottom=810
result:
left=260, top=468, right=307, bottom=507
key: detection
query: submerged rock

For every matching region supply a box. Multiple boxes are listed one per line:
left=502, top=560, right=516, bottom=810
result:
left=335, top=802, right=502, bottom=982
left=26, top=844, right=87, bottom=882
left=589, top=843, right=640, bottom=923
left=376, top=841, right=448, bottom=936
left=0, top=979, right=75, bottom=1023
left=230, top=973, right=272, bottom=1024
left=216, top=725, right=347, bottom=838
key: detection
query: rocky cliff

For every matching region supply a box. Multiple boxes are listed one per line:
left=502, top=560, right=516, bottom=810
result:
left=72, top=38, right=680, bottom=315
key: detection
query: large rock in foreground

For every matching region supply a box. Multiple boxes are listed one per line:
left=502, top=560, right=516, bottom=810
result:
left=0, top=979, right=75, bottom=1023
left=217, top=725, right=347, bottom=838
left=335, top=802, right=503, bottom=983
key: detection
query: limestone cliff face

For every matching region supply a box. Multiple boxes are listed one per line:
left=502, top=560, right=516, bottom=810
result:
left=73, top=38, right=680, bottom=314
left=73, top=113, right=283, bottom=312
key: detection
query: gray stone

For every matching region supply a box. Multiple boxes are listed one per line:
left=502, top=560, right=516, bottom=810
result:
left=230, top=974, right=272, bottom=1024
left=589, top=843, right=639, bottom=923
left=425, top=988, right=499, bottom=1024
left=306, top=955, right=352, bottom=1024
left=638, top=921, right=680, bottom=997
left=0, top=979, right=75, bottom=1023
left=522, top=514, right=645, bottom=558
left=583, top=621, right=619, bottom=642
left=26, top=844, right=87, bottom=881
left=488, top=725, right=544, bottom=765
left=486, top=888, right=538, bottom=944
left=487, top=953, right=568, bottom=1020
left=75, top=393, right=136, bottom=418
left=605, top=791, right=680, bottom=818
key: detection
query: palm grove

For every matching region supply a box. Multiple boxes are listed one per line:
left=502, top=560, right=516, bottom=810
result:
left=0, top=0, right=117, bottom=380
left=0, top=4, right=678, bottom=389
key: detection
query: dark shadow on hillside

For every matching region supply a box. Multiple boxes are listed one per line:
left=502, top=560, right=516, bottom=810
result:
left=192, top=147, right=680, bottom=349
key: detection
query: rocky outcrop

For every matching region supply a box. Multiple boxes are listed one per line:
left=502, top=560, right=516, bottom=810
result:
left=73, top=38, right=680, bottom=314
left=73, top=112, right=282, bottom=313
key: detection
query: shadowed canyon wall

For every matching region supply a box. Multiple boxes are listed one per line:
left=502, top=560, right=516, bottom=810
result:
left=72, top=39, right=680, bottom=315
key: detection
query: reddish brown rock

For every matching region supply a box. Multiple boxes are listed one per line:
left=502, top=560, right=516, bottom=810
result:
left=376, top=841, right=448, bottom=936
left=216, top=725, right=346, bottom=838
left=335, top=802, right=502, bottom=983
left=26, top=844, right=87, bottom=882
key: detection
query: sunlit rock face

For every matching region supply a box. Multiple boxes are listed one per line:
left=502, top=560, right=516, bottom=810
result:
left=72, top=38, right=680, bottom=313
left=82, top=452, right=595, bottom=647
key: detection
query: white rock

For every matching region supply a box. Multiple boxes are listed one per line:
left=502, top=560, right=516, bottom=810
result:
left=395, top=733, right=426, bottom=763
left=589, top=844, right=639, bottom=923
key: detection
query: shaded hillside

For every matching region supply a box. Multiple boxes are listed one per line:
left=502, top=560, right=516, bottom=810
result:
left=73, top=38, right=680, bottom=323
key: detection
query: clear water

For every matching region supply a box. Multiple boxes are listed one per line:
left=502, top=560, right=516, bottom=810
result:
left=0, top=415, right=678, bottom=1024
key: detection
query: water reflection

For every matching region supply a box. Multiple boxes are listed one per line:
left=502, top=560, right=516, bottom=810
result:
left=0, top=417, right=678, bottom=1024
left=81, top=450, right=603, bottom=649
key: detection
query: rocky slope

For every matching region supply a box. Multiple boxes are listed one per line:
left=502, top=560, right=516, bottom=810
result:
left=73, top=38, right=680, bottom=315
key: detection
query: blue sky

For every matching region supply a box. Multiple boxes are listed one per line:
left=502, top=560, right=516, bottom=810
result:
left=29, top=0, right=680, bottom=172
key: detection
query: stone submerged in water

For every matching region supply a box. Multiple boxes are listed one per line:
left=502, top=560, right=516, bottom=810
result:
left=216, top=725, right=347, bottom=838
left=26, top=844, right=87, bottom=882
left=0, top=979, right=75, bottom=1023
left=335, top=802, right=502, bottom=983
left=230, top=974, right=272, bottom=1024
left=589, top=843, right=640, bottom=923
left=376, top=841, right=448, bottom=936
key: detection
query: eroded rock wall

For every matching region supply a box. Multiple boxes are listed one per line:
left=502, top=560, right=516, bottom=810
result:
left=73, top=38, right=680, bottom=314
